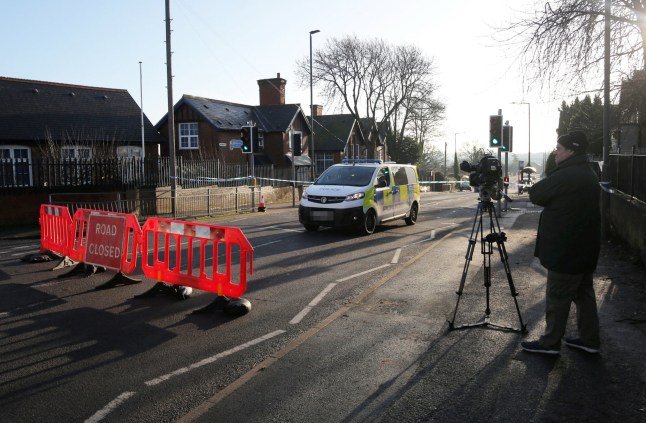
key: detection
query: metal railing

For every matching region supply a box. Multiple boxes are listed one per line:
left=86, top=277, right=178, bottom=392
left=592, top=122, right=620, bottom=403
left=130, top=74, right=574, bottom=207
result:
left=607, top=147, right=646, bottom=203
left=48, top=187, right=266, bottom=221
left=1, top=157, right=310, bottom=191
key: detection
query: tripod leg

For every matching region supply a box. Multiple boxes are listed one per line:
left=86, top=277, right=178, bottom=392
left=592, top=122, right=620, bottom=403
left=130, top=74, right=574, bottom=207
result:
left=489, top=208, right=528, bottom=332
left=482, top=238, right=492, bottom=320
left=449, top=204, right=483, bottom=329
left=494, top=237, right=528, bottom=332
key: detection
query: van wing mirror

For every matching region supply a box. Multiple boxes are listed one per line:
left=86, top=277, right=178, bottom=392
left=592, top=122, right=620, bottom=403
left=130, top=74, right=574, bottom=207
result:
left=376, top=176, right=388, bottom=188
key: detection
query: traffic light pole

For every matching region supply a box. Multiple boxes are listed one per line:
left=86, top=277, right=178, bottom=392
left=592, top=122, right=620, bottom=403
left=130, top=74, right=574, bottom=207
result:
left=291, top=128, right=296, bottom=207
left=250, top=121, right=255, bottom=210
left=496, top=110, right=502, bottom=217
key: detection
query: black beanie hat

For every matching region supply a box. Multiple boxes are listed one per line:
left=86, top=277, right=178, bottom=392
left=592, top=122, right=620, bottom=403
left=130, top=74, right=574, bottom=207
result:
left=557, top=131, right=588, bottom=155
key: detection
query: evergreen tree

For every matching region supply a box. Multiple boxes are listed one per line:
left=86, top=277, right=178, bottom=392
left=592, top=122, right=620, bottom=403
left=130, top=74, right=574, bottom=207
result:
left=557, top=94, right=606, bottom=156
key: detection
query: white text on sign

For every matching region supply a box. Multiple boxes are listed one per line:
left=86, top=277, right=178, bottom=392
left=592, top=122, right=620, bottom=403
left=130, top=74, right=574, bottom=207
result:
left=85, top=214, right=127, bottom=270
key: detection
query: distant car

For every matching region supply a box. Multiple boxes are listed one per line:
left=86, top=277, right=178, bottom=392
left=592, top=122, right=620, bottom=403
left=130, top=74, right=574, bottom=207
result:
left=458, top=181, right=472, bottom=191
left=518, top=166, right=537, bottom=195
left=518, top=178, right=533, bottom=194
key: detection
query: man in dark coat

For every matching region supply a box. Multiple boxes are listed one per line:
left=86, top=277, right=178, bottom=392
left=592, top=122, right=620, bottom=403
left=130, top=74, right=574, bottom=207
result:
left=521, top=131, right=601, bottom=354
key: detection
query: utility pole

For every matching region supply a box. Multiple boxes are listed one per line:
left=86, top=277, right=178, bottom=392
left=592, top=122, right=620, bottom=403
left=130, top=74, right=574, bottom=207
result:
left=165, top=0, right=177, bottom=216
left=601, top=0, right=611, bottom=240
left=139, top=61, right=145, bottom=182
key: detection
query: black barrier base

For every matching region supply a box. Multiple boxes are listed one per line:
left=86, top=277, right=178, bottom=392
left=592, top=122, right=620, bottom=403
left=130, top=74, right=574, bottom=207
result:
left=57, top=263, right=106, bottom=278
left=95, top=272, right=141, bottom=290
left=192, top=296, right=251, bottom=317
left=134, top=282, right=192, bottom=300
left=21, top=250, right=63, bottom=263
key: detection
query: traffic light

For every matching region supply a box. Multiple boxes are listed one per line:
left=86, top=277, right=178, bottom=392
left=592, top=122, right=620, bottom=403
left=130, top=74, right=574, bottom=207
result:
left=293, top=132, right=302, bottom=156
left=489, top=115, right=503, bottom=148
left=252, top=126, right=263, bottom=152
left=503, top=176, right=510, bottom=188
left=241, top=126, right=251, bottom=153
left=502, top=125, right=513, bottom=152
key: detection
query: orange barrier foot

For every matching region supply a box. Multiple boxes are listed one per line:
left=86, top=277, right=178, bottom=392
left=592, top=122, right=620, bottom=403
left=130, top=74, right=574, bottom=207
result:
left=192, top=296, right=251, bottom=316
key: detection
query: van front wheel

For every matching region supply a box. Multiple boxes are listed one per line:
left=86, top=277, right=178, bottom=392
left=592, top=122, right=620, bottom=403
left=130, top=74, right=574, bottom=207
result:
left=359, top=209, right=377, bottom=235
left=405, top=203, right=418, bottom=225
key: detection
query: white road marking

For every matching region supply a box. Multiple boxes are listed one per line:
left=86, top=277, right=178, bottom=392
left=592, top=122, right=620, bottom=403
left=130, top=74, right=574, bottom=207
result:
left=144, top=330, right=286, bottom=386
left=335, top=263, right=390, bottom=282
left=254, top=240, right=281, bottom=248
left=85, top=330, right=286, bottom=421
left=267, top=225, right=302, bottom=233
left=0, top=244, right=39, bottom=254
left=391, top=248, right=401, bottom=264
left=85, top=391, right=136, bottom=423
left=289, top=283, right=337, bottom=324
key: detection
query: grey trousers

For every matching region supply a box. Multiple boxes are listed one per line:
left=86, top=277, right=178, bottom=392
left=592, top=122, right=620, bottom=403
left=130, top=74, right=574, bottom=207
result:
left=539, top=270, right=601, bottom=349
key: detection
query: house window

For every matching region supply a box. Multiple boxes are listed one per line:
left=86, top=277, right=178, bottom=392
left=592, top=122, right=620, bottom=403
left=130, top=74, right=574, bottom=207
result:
left=61, top=146, right=92, bottom=159
left=346, top=143, right=362, bottom=159
left=179, top=122, right=199, bottom=149
left=117, top=146, right=143, bottom=158
left=290, top=131, right=303, bottom=152
left=1, top=146, right=32, bottom=187
left=316, top=152, right=334, bottom=174
left=116, top=146, right=144, bottom=183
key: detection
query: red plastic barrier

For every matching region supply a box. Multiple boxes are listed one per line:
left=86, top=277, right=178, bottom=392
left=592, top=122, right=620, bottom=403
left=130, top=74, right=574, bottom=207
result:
left=68, top=208, right=142, bottom=273
left=141, top=218, right=253, bottom=298
left=39, top=204, right=73, bottom=256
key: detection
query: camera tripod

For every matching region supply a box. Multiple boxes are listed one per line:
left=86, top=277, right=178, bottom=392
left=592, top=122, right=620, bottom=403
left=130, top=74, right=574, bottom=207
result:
left=448, top=196, right=527, bottom=333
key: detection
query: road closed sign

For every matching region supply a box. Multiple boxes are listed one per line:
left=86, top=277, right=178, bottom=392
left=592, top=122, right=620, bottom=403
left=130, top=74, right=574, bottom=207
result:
left=85, top=213, right=126, bottom=270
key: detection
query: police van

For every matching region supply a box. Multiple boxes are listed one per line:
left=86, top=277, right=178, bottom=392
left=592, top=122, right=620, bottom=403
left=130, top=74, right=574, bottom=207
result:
left=298, top=159, right=421, bottom=235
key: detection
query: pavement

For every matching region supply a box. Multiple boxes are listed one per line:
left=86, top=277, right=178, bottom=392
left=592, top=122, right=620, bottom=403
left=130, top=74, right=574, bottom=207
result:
left=3, top=198, right=645, bottom=421
left=181, top=199, right=646, bottom=422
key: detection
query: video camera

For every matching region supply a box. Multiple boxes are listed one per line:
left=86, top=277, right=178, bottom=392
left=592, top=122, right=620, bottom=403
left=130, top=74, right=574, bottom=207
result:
left=460, top=155, right=507, bottom=202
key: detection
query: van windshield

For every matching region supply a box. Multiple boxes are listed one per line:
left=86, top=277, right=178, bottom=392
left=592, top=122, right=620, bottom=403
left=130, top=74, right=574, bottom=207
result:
left=315, top=166, right=376, bottom=187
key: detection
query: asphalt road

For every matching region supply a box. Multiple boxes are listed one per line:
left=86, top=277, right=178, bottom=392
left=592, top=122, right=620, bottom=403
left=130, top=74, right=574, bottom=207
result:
left=0, top=191, right=482, bottom=422
left=3, top=190, right=644, bottom=422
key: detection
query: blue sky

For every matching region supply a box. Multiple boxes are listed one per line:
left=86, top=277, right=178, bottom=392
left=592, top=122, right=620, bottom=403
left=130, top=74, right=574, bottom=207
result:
left=2, top=0, right=563, bottom=164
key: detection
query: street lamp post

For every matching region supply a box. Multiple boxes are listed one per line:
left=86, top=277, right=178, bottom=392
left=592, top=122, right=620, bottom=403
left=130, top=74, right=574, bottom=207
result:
left=454, top=132, right=464, bottom=178
left=512, top=102, right=531, bottom=166
left=309, top=29, right=320, bottom=181
left=443, top=141, right=447, bottom=177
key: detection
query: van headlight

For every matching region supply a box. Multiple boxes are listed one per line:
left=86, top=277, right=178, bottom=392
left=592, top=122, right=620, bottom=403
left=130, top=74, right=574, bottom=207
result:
left=302, top=192, right=309, bottom=200
left=345, top=192, right=365, bottom=201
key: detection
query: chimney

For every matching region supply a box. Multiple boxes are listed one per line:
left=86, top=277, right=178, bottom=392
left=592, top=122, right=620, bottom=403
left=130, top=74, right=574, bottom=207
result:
left=258, top=73, right=286, bottom=105
left=311, top=104, right=323, bottom=117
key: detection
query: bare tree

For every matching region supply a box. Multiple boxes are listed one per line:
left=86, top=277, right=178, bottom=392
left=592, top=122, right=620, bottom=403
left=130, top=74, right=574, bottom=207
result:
left=417, top=142, right=444, bottom=180
left=460, top=142, right=496, bottom=165
left=496, top=0, right=646, bottom=95
left=297, top=35, right=444, bottom=161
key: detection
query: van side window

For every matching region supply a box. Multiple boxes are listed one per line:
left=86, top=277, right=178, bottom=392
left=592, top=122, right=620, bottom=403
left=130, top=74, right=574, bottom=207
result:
left=376, top=167, right=390, bottom=187
left=393, top=166, right=409, bottom=185
left=404, top=167, right=418, bottom=184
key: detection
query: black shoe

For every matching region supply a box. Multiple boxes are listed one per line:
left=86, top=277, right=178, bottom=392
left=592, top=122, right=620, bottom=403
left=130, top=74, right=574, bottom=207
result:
left=565, top=338, right=600, bottom=353
left=521, top=340, right=560, bottom=355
